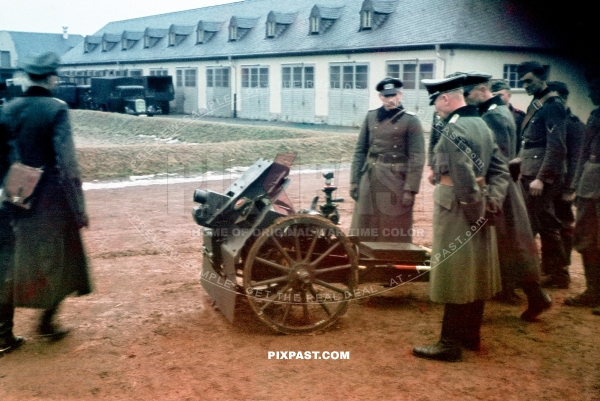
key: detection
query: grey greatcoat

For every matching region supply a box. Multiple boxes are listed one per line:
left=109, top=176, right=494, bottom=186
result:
left=350, top=106, right=425, bottom=242
left=0, top=86, right=91, bottom=309
left=429, top=106, right=509, bottom=304
left=478, top=96, right=541, bottom=285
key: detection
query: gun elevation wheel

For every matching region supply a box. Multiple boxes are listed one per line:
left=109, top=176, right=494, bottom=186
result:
left=243, top=215, right=358, bottom=334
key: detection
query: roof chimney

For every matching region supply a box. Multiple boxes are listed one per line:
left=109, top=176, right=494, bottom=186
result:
left=62, top=26, right=68, bottom=40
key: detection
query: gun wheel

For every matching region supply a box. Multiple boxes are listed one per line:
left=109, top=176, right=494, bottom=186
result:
left=243, top=215, right=358, bottom=334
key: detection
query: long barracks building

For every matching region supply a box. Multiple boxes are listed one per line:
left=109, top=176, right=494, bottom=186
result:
left=60, top=0, right=593, bottom=127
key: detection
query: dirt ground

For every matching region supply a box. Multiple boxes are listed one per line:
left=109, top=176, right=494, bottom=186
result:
left=1, top=164, right=599, bottom=401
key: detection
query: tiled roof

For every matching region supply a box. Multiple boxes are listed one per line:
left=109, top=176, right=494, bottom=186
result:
left=61, top=0, right=557, bottom=65
left=6, top=31, right=83, bottom=65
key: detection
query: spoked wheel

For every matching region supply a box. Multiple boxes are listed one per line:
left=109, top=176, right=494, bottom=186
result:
left=243, top=215, right=358, bottom=334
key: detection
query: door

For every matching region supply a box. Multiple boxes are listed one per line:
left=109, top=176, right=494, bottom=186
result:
left=206, top=67, right=232, bottom=117
left=175, top=67, right=198, bottom=114
left=240, top=66, right=270, bottom=120
left=328, top=63, right=369, bottom=127
left=281, top=65, right=315, bottom=123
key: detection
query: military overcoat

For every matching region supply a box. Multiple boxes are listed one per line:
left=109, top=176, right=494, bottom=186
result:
left=0, top=86, right=91, bottom=309
left=479, top=96, right=540, bottom=284
left=429, top=106, right=509, bottom=304
left=350, top=106, right=425, bottom=242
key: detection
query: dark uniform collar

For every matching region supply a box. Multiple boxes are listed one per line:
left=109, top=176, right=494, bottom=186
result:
left=533, top=86, right=551, bottom=100
left=444, top=105, right=478, bottom=123
left=377, top=104, right=405, bottom=122
left=478, top=95, right=504, bottom=116
left=24, top=86, right=54, bottom=97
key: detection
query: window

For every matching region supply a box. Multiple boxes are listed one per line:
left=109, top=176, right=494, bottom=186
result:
left=330, top=64, right=369, bottom=90
left=176, top=70, right=183, bottom=87
left=282, top=66, right=314, bottom=89
left=184, top=69, right=197, bottom=87
left=206, top=69, right=214, bottom=87
left=150, top=69, right=168, bottom=76
left=361, top=10, right=372, bottom=30
left=387, top=61, right=435, bottom=90
left=503, top=65, right=522, bottom=89
left=267, top=21, right=276, bottom=38
left=229, top=26, right=237, bottom=41
left=241, top=67, right=268, bottom=88
left=310, top=16, right=320, bottom=34
left=129, top=70, right=143, bottom=77
left=197, top=30, right=204, bottom=44
left=0, top=51, right=10, bottom=68
left=169, top=32, right=176, bottom=46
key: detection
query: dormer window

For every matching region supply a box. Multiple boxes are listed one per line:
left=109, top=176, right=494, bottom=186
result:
left=361, top=10, right=373, bottom=30
left=197, top=29, right=204, bottom=44
left=267, top=21, right=276, bottom=38
left=169, top=32, right=176, bottom=46
left=229, top=25, right=238, bottom=41
left=228, top=17, right=258, bottom=42
left=122, top=38, right=127, bottom=50
left=310, top=16, right=320, bottom=34
left=144, top=35, right=151, bottom=48
left=196, top=20, right=222, bottom=44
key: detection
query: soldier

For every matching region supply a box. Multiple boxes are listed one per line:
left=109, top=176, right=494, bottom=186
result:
left=350, top=77, right=425, bottom=243
left=517, top=61, right=570, bottom=288
left=0, top=52, right=92, bottom=354
left=413, top=75, right=510, bottom=362
left=546, top=81, right=586, bottom=266
left=491, top=80, right=526, bottom=154
left=462, top=71, right=551, bottom=320
left=564, top=75, right=600, bottom=312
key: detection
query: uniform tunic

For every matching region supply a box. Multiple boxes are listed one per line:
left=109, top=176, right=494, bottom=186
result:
left=350, top=106, right=425, bottom=242
left=429, top=105, right=509, bottom=304
left=0, top=86, right=91, bottom=309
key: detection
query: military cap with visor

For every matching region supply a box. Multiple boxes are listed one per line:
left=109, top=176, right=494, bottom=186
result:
left=22, top=51, right=61, bottom=76
left=490, top=80, right=511, bottom=93
left=376, top=77, right=403, bottom=96
left=447, top=71, right=492, bottom=97
left=421, top=74, right=467, bottom=105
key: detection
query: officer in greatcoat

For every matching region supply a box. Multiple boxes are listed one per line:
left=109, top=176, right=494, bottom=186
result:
left=564, top=75, right=600, bottom=312
left=413, top=75, right=510, bottom=362
left=462, top=71, right=551, bottom=321
left=350, top=78, right=425, bottom=243
left=0, top=52, right=92, bottom=354
left=517, top=61, right=570, bottom=288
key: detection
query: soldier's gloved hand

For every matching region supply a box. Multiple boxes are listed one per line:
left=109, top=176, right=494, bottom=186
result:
left=461, top=200, right=485, bottom=225
left=401, top=191, right=414, bottom=206
left=350, top=184, right=359, bottom=201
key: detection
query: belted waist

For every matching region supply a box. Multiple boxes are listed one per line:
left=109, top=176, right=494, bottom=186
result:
left=522, top=141, right=546, bottom=150
left=367, top=152, right=408, bottom=163
left=439, top=175, right=487, bottom=187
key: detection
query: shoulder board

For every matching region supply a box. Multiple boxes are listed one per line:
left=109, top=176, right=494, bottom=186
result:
left=405, top=110, right=416, bottom=116
left=488, top=104, right=497, bottom=111
left=52, top=97, right=67, bottom=105
left=449, top=114, right=460, bottom=124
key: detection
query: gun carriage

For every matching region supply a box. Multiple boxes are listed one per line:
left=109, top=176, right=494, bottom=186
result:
left=192, top=154, right=430, bottom=334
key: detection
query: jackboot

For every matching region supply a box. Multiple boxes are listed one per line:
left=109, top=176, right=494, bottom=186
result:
left=521, top=283, right=552, bottom=322
left=564, top=253, right=600, bottom=307
left=413, top=339, right=462, bottom=362
left=0, top=304, right=24, bottom=355
left=38, top=306, right=69, bottom=340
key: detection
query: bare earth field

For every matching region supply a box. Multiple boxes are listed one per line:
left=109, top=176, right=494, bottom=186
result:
left=1, top=112, right=599, bottom=401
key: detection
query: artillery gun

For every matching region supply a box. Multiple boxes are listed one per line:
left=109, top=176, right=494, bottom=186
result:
left=192, top=153, right=430, bottom=334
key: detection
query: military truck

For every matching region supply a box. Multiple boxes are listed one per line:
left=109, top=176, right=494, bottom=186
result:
left=55, top=82, right=92, bottom=109
left=145, top=75, right=174, bottom=115
left=90, top=77, right=160, bottom=116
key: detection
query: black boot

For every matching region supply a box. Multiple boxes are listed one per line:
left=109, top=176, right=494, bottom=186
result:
left=38, top=306, right=69, bottom=340
left=521, top=283, right=552, bottom=322
left=413, top=339, right=462, bottom=362
left=564, top=252, right=600, bottom=307
left=0, top=304, right=24, bottom=355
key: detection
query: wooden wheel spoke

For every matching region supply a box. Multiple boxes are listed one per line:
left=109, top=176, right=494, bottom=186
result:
left=294, top=235, right=302, bottom=260
left=269, top=235, right=295, bottom=266
left=255, top=257, right=292, bottom=274
left=309, top=286, right=332, bottom=316
left=314, top=264, right=352, bottom=275
left=303, top=227, right=319, bottom=262
left=250, top=275, right=290, bottom=288
left=259, top=283, right=292, bottom=312
left=310, top=240, right=342, bottom=267
left=301, top=290, right=309, bottom=320
left=313, top=279, right=348, bottom=295
left=280, top=302, right=292, bottom=325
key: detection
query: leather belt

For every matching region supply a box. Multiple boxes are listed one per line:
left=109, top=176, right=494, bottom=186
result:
left=522, top=142, right=546, bottom=150
left=439, top=175, right=486, bottom=187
